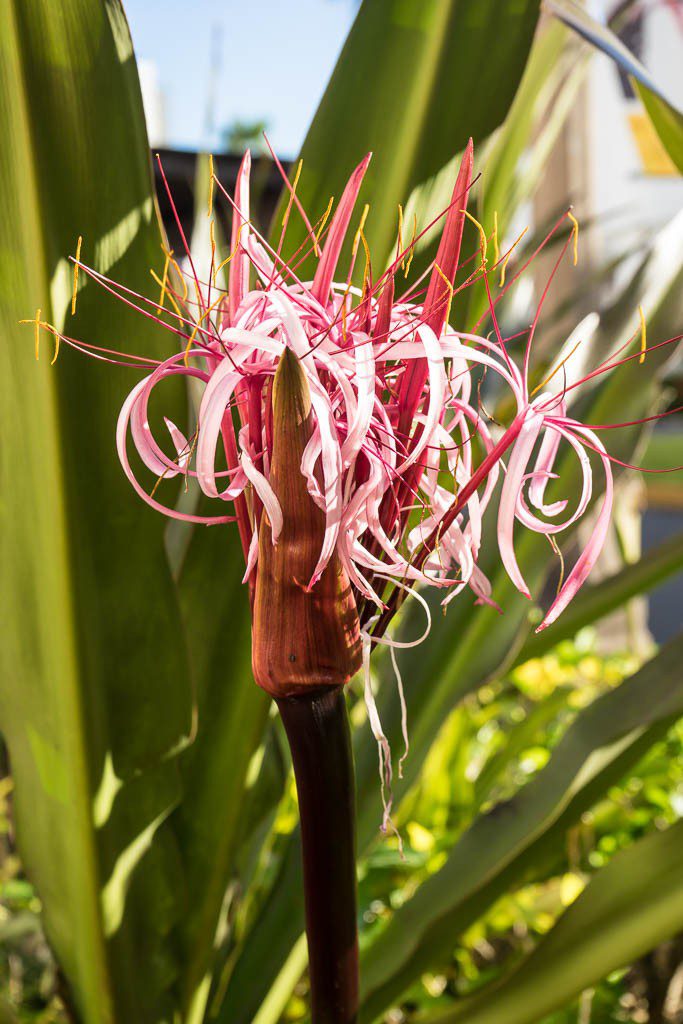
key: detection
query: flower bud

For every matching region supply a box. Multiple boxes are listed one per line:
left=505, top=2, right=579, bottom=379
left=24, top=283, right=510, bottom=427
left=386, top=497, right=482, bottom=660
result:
left=252, top=348, right=362, bottom=697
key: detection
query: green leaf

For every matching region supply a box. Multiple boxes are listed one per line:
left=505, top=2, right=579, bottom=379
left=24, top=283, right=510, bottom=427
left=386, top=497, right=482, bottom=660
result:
left=274, top=0, right=541, bottom=274
left=173, top=521, right=269, bottom=1024
left=359, top=635, right=683, bottom=1020
left=0, top=2, right=193, bottom=1021
left=403, top=17, right=587, bottom=322
left=515, top=531, right=683, bottom=665
left=155, top=152, right=272, bottom=1024
left=425, top=818, right=683, bottom=1024
left=546, top=0, right=683, bottom=173
left=633, top=80, right=683, bottom=175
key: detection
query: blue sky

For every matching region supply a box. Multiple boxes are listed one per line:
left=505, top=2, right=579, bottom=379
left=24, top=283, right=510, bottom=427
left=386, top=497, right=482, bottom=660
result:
left=125, top=0, right=356, bottom=157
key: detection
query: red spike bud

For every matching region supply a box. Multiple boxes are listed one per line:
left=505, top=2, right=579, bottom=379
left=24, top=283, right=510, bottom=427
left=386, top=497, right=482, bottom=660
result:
left=397, top=140, right=473, bottom=439
left=424, top=137, right=473, bottom=335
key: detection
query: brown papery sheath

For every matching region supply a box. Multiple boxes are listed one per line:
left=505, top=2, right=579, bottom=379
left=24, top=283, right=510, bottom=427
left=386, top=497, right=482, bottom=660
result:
left=252, top=347, right=362, bottom=697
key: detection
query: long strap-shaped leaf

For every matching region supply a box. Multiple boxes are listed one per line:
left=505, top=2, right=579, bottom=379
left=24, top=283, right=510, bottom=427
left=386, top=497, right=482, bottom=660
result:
left=359, top=633, right=683, bottom=1019
left=424, top=816, right=683, bottom=1024
left=0, top=3, right=193, bottom=1021
left=546, top=0, right=683, bottom=172
left=273, top=0, right=541, bottom=274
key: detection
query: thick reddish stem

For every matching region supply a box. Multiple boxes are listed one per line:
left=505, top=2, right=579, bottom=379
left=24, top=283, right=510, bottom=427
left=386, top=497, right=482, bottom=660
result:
left=276, top=688, right=359, bottom=1024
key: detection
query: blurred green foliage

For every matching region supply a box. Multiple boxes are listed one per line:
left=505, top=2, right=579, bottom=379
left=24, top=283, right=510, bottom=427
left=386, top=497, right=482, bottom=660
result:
left=3, top=638, right=682, bottom=1023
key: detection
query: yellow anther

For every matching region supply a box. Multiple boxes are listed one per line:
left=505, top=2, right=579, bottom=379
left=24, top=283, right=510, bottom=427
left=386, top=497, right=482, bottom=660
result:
left=21, top=310, right=61, bottom=365
left=548, top=534, right=566, bottom=596
left=210, top=217, right=216, bottom=269
left=315, top=195, right=335, bottom=245
left=463, top=210, right=488, bottom=263
left=162, top=245, right=188, bottom=301
left=281, top=159, right=303, bottom=229
left=352, top=203, right=370, bottom=260
left=492, top=210, right=500, bottom=268
left=156, top=250, right=171, bottom=313
left=397, top=203, right=404, bottom=266
left=34, top=308, right=41, bottom=359
left=567, top=210, right=579, bottom=266
left=183, top=292, right=224, bottom=365
left=71, top=235, right=82, bottom=315
left=150, top=269, right=183, bottom=321
left=530, top=336, right=583, bottom=396
left=638, top=304, right=647, bottom=363
left=341, top=294, right=348, bottom=344
left=208, top=155, right=214, bottom=218
left=360, top=231, right=372, bottom=292
left=499, top=226, right=528, bottom=287
left=213, top=222, right=246, bottom=282
left=433, top=263, right=454, bottom=326
left=404, top=213, right=417, bottom=277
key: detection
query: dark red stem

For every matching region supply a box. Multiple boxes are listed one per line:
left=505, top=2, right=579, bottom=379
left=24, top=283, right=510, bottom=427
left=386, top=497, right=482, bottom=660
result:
left=276, top=688, right=359, bottom=1024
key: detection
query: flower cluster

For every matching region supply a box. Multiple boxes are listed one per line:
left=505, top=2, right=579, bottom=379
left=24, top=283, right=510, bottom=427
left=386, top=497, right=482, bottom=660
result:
left=106, top=145, right=615, bottom=636
left=36, top=141, right=653, bottom=653
left=31, top=142, right=675, bottom=830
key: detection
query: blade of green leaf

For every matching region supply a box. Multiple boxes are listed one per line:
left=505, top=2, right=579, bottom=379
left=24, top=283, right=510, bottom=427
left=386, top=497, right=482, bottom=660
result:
left=546, top=0, right=683, bottom=173
left=274, top=0, right=541, bottom=275
left=0, top=3, right=193, bottom=1021
left=151, top=152, right=273, bottom=1024
left=425, top=818, right=683, bottom=1024
left=633, top=80, right=683, bottom=175
left=359, top=634, right=683, bottom=1020
left=402, top=18, right=585, bottom=318
left=172, top=520, right=269, bottom=1024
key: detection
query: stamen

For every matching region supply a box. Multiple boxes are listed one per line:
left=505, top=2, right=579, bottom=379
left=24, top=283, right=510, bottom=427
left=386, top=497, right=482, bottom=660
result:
left=492, top=210, right=500, bottom=268
left=213, top=222, right=246, bottom=281
left=281, top=158, right=303, bottom=231
left=163, top=245, right=188, bottom=302
left=404, top=213, right=417, bottom=277
left=531, top=336, right=583, bottom=396
left=156, top=251, right=171, bottom=314
left=499, top=226, right=528, bottom=287
left=150, top=269, right=183, bottom=321
left=397, top=203, right=404, bottom=266
left=208, top=154, right=214, bottom=218
left=567, top=210, right=579, bottom=266
left=315, top=196, right=335, bottom=246
left=351, top=203, right=370, bottom=261
left=463, top=209, right=488, bottom=263
left=433, top=263, right=454, bottom=327
left=548, top=534, right=566, bottom=597
left=71, top=236, right=82, bottom=315
left=183, top=291, right=223, bottom=365
left=638, top=304, right=647, bottom=363
left=29, top=308, right=41, bottom=360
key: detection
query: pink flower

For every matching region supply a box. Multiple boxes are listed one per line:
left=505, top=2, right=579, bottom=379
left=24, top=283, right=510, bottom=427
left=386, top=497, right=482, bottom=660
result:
left=42, top=145, right=663, bottom=662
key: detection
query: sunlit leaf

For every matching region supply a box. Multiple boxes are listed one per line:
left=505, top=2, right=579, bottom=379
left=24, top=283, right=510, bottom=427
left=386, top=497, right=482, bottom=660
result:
left=0, top=2, right=194, bottom=1022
